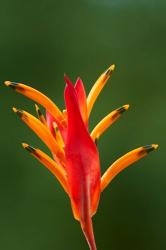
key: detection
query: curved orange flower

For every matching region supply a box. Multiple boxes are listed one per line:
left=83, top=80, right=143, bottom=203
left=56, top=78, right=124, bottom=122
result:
left=5, top=65, right=158, bottom=250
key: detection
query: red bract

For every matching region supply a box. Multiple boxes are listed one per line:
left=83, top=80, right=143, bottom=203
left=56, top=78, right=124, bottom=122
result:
left=5, top=65, right=158, bottom=250
left=65, top=80, right=100, bottom=249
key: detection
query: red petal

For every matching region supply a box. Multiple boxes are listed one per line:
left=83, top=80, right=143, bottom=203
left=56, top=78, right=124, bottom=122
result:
left=74, top=78, right=88, bottom=127
left=64, top=81, right=101, bottom=220
left=46, top=110, right=67, bottom=141
left=46, top=111, right=56, bottom=137
left=46, top=111, right=66, bottom=167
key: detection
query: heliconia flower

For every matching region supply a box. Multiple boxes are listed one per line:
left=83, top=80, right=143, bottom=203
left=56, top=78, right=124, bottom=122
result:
left=4, top=65, right=158, bottom=250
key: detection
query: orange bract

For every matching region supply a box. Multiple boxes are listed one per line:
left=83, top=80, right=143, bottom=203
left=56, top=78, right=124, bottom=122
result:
left=22, top=143, right=68, bottom=193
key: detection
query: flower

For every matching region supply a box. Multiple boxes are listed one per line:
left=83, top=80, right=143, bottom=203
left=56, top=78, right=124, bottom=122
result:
left=5, top=65, right=158, bottom=250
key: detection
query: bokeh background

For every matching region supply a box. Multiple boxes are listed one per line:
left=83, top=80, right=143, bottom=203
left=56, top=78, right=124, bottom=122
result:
left=0, top=0, right=165, bottom=249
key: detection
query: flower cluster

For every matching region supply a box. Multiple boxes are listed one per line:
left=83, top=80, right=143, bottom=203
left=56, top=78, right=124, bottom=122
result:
left=5, top=65, right=158, bottom=250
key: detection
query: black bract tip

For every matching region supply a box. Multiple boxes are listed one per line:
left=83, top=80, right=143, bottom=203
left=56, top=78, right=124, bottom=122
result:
left=25, top=145, right=36, bottom=154
left=143, top=144, right=157, bottom=153
left=8, top=82, right=19, bottom=89
left=95, top=138, right=98, bottom=146
left=16, top=109, right=23, bottom=118
left=117, top=106, right=126, bottom=114
left=37, top=108, right=42, bottom=116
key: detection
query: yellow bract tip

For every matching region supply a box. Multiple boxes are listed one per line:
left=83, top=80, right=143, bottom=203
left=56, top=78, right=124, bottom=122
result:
left=4, top=81, right=11, bottom=86
left=53, top=122, right=57, bottom=128
left=105, top=64, right=115, bottom=76
left=152, top=144, right=159, bottom=150
left=124, top=104, right=130, bottom=110
left=22, top=143, right=29, bottom=148
left=35, top=103, right=39, bottom=111
left=12, top=107, right=17, bottom=113
left=109, top=64, right=115, bottom=71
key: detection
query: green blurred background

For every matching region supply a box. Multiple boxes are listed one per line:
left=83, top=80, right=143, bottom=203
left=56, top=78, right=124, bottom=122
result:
left=0, top=0, right=165, bottom=249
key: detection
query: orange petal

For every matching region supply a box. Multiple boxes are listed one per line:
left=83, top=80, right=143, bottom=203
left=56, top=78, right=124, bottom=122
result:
left=91, top=104, right=129, bottom=141
left=62, top=109, right=67, bottom=119
left=4, top=81, right=66, bottom=130
left=87, top=64, right=115, bottom=116
left=101, top=144, right=159, bottom=192
left=22, top=143, right=68, bottom=193
left=35, top=104, right=47, bottom=125
left=13, top=107, right=65, bottom=167
left=53, top=122, right=64, bottom=149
